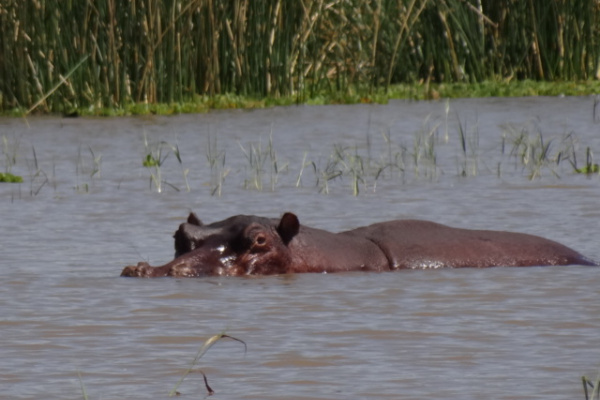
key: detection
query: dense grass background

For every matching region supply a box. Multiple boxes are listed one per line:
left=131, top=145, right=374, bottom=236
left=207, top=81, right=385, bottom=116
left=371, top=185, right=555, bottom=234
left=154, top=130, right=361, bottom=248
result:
left=1, top=0, right=599, bottom=113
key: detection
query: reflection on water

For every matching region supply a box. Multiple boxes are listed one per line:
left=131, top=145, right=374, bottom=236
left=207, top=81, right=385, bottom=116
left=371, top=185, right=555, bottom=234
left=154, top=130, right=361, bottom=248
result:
left=1, top=97, right=600, bottom=400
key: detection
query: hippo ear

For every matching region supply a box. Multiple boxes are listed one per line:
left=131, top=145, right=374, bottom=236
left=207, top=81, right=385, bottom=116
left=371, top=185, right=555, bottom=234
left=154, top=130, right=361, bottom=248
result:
left=187, top=212, right=203, bottom=226
left=277, top=212, right=299, bottom=245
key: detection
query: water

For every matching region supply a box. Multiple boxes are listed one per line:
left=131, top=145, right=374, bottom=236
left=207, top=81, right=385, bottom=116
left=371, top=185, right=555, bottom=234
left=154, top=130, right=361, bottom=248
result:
left=1, top=96, right=600, bottom=399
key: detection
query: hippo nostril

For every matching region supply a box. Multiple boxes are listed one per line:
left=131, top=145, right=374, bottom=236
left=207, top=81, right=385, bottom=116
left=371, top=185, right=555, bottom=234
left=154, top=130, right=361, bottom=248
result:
left=121, top=265, right=138, bottom=277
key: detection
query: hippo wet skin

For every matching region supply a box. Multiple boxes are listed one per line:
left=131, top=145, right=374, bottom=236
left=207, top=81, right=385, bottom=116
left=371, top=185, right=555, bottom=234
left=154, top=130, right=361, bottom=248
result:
left=120, top=212, right=595, bottom=277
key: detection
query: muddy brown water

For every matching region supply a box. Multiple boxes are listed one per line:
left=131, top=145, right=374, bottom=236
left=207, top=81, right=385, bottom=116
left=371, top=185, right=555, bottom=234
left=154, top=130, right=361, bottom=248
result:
left=1, top=97, right=600, bottom=400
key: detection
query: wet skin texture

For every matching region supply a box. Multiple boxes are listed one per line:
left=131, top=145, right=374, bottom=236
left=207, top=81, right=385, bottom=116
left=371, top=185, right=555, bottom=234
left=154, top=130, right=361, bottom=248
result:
left=121, top=212, right=596, bottom=277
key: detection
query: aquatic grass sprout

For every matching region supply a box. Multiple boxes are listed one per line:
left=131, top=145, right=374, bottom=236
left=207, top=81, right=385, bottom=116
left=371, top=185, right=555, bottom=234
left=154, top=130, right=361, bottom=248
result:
left=310, top=148, right=347, bottom=195
left=169, top=333, right=246, bottom=397
left=411, top=118, right=439, bottom=180
left=25, top=146, right=50, bottom=196
left=1, top=133, right=24, bottom=183
left=2, top=134, right=20, bottom=174
left=571, top=147, right=599, bottom=175
left=238, top=132, right=285, bottom=192
left=0, top=172, right=23, bottom=183
left=206, top=134, right=229, bottom=196
left=501, top=122, right=576, bottom=180
left=456, top=113, right=480, bottom=177
left=75, top=334, right=246, bottom=398
left=142, top=134, right=189, bottom=193
left=78, top=371, right=89, bottom=400
left=75, top=145, right=102, bottom=193
left=582, top=371, right=600, bottom=400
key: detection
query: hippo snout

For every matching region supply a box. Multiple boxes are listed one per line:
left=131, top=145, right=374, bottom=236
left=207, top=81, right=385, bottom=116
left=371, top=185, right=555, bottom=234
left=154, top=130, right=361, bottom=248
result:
left=121, top=262, right=154, bottom=277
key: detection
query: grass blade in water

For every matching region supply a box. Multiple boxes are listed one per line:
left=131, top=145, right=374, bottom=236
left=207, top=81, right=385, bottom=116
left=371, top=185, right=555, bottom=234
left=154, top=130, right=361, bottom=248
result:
left=169, top=333, right=247, bottom=397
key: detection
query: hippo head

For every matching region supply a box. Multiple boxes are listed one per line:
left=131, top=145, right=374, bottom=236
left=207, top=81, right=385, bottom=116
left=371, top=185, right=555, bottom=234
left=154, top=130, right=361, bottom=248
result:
left=121, top=212, right=300, bottom=277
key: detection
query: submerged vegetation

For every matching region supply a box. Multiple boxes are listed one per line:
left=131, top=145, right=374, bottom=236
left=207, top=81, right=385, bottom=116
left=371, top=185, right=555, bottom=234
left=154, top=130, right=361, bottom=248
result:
left=1, top=102, right=599, bottom=198
left=0, top=172, right=22, bottom=183
left=1, top=0, right=600, bottom=115
left=583, top=372, right=600, bottom=400
left=142, top=134, right=190, bottom=193
left=169, top=333, right=246, bottom=397
left=77, top=333, right=246, bottom=398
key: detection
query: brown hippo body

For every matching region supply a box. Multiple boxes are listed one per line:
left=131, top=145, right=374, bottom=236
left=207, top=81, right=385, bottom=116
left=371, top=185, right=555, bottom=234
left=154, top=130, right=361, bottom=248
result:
left=121, top=212, right=595, bottom=278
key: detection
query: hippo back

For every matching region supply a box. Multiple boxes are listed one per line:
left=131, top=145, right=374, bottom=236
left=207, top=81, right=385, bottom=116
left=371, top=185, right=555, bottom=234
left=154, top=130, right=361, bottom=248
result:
left=349, top=220, right=594, bottom=269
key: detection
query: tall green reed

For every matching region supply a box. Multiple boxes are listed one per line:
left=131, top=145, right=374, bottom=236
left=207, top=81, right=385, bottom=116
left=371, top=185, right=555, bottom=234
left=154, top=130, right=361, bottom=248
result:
left=2, top=0, right=599, bottom=113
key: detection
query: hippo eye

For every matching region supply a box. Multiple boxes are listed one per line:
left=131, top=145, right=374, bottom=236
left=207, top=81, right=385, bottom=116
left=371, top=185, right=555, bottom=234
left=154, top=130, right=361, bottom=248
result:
left=243, top=224, right=269, bottom=251
left=251, top=233, right=269, bottom=250
left=255, top=234, right=267, bottom=246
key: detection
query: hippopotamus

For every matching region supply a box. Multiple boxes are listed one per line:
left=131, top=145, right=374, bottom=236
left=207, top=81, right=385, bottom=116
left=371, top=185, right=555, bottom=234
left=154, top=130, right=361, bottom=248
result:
left=120, top=212, right=596, bottom=277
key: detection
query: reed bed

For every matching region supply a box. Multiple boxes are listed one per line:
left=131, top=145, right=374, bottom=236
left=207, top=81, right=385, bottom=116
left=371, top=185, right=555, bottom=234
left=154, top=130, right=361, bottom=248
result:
left=1, top=0, right=599, bottom=113
left=1, top=110, right=599, bottom=197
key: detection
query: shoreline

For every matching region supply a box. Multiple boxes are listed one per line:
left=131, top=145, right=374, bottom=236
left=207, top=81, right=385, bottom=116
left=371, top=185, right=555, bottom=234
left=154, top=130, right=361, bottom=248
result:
left=3, top=80, right=599, bottom=118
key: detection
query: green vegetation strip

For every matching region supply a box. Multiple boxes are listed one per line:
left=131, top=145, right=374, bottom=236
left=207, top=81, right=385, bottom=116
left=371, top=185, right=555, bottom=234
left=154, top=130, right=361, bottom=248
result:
left=3, top=80, right=600, bottom=117
left=0, top=172, right=23, bottom=183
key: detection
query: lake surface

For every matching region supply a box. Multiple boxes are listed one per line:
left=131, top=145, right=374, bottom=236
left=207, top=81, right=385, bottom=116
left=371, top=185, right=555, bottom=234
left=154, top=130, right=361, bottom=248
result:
left=1, top=96, right=600, bottom=399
